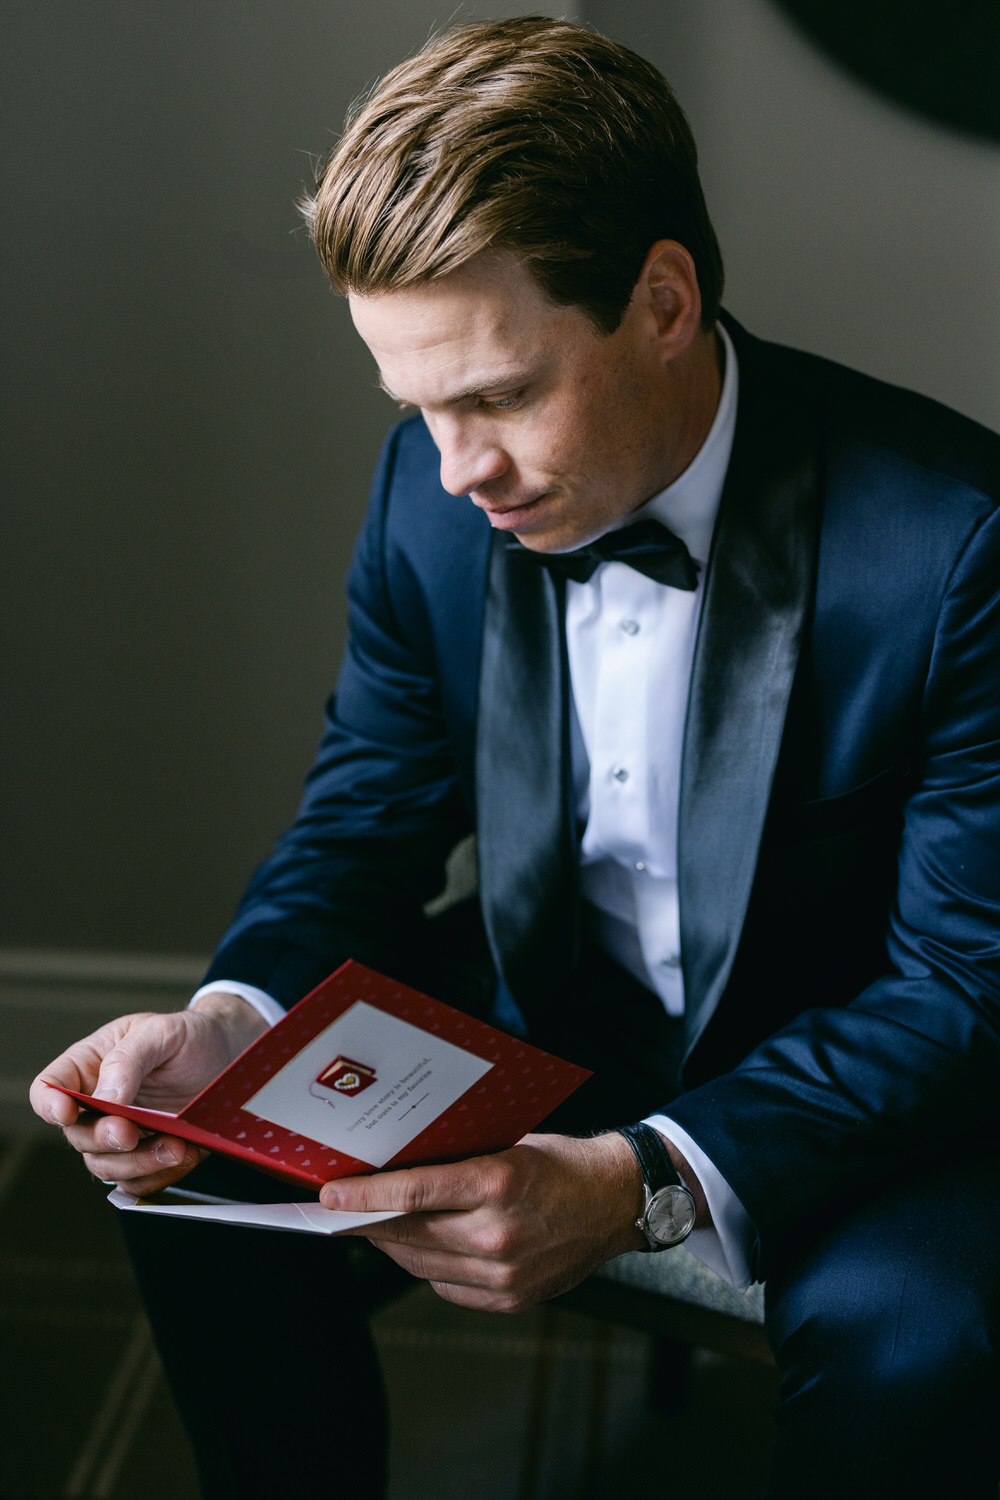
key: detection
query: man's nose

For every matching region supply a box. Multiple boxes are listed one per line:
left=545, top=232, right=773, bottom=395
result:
left=435, top=423, right=509, bottom=497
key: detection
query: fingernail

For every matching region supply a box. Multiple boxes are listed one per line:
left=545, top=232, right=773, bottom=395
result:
left=321, top=1188, right=342, bottom=1209
left=107, top=1129, right=125, bottom=1150
left=154, top=1142, right=180, bottom=1166
left=94, top=1083, right=122, bottom=1103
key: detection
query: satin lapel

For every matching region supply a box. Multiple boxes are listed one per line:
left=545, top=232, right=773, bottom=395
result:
left=679, top=330, right=821, bottom=1057
left=476, top=535, right=578, bottom=1017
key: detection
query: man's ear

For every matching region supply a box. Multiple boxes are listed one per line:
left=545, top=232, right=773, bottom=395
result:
left=635, top=239, right=703, bottom=365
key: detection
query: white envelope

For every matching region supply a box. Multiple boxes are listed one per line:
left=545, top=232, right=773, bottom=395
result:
left=108, top=1185, right=405, bottom=1235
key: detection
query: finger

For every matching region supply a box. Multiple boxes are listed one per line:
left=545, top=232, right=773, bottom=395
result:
left=82, top=1131, right=193, bottom=1178
left=84, top=1137, right=205, bottom=1196
left=30, top=1039, right=111, bottom=1125
left=349, top=1235, right=532, bottom=1312
left=363, top=1237, right=511, bottom=1292
left=342, top=1210, right=464, bottom=1247
left=63, top=1110, right=143, bottom=1156
left=320, top=1154, right=504, bottom=1215
left=29, top=1019, right=152, bottom=1121
left=29, top=1076, right=82, bottom=1129
left=429, top=1280, right=532, bottom=1315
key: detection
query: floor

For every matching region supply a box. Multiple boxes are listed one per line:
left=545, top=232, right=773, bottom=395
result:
left=0, top=1130, right=779, bottom=1499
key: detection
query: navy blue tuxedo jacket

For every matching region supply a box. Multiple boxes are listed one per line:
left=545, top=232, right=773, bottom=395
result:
left=205, top=317, right=1000, bottom=1276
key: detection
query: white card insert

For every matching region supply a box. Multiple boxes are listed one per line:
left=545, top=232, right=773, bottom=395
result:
left=241, top=1001, right=493, bottom=1167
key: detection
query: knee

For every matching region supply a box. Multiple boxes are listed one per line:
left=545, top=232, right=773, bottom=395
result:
left=761, top=1164, right=1000, bottom=1496
left=767, top=1226, right=999, bottom=1423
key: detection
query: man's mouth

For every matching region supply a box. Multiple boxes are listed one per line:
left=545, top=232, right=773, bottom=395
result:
left=473, top=492, right=551, bottom=530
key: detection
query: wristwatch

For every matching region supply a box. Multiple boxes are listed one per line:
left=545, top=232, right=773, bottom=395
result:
left=617, top=1121, right=697, bottom=1252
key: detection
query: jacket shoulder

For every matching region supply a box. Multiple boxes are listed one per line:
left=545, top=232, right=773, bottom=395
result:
left=725, top=314, right=1000, bottom=506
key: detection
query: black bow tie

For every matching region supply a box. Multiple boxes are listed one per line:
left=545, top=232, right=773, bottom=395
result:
left=507, top=518, right=700, bottom=590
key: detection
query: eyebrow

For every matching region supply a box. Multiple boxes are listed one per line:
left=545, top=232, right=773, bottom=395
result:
left=375, top=369, right=531, bottom=407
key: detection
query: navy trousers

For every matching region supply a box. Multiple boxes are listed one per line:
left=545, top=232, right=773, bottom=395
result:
left=121, top=1179, right=395, bottom=1500
left=762, top=1144, right=1000, bottom=1498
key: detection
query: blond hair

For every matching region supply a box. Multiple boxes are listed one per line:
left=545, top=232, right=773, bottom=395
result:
left=302, top=16, right=723, bottom=332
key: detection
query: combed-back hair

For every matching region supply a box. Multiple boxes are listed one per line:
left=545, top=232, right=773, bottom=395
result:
left=302, top=15, right=724, bottom=331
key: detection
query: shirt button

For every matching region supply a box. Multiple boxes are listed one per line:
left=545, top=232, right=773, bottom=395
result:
left=620, top=618, right=640, bottom=636
left=660, top=954, right=681, bottom=969
left=613, top=766, right=629, bottom=783
left=635, top=860, right=646, bottom=872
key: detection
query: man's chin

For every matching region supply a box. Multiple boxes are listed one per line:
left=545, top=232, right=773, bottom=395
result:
left=505, top=513, right=587, bottom=554
left=510, top=523, right=606, bottom=556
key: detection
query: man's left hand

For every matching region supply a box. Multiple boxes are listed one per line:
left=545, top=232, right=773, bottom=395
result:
left=320, top=1131, right=648, bottom=1312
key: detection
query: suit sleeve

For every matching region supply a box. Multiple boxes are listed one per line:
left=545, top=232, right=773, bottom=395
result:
left=201, top=422, right=473, bottom=1009
left=667, top=500, right=1000, bottom=1277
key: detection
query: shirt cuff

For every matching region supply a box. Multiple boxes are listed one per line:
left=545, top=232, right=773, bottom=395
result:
left=644, top=1112, right=755, bottom=1291
left=189, top=980, right=286, bottom=1029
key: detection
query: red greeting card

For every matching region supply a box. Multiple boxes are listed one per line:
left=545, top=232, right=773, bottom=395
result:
left=54, top=960, right=590, bottom=1190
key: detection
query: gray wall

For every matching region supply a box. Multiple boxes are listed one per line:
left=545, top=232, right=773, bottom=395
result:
left=3, top=0, right=998, bottom=961
left=1, top=0, right=568, bottom=958
left=589, top=0, right=1000, bottom=429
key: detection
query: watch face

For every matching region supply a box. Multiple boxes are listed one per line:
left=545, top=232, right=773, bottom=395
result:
left=645, top=1185, right=697, bottom=1246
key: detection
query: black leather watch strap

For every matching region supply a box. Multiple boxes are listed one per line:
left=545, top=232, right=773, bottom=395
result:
left=617, top=1121, right=681, bottom=1194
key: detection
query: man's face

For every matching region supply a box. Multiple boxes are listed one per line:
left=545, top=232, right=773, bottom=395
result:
left=349, top=251, right=694, bottom=553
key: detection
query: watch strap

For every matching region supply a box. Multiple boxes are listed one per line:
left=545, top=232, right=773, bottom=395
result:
left=616, top=1121, right=682, bottom=1194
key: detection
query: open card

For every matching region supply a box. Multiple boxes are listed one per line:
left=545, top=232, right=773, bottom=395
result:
left=55, top=960, right=590, bottom=1190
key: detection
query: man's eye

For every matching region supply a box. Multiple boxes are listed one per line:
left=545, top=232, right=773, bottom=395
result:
left=481, top=392, right=522, bottom=411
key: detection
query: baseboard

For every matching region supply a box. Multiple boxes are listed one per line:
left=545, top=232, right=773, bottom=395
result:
left=0, top=948, right=208, bottom=987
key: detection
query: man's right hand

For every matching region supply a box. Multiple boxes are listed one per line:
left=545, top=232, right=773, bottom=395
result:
left=29, top=994, right=267, bottom=1196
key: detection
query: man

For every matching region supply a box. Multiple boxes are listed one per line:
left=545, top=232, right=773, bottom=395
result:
left=31, top=16, right=1000, bottom=1497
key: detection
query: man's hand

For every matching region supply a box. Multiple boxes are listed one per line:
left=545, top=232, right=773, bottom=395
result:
left=29, top=993, right=267, bottom=1197
left=320, top=1131, right=653, bottom=1313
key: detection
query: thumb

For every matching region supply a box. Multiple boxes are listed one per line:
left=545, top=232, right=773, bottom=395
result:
left=320, top=1157, right=493, bottom=1214
left=91, top=1043, right=145, bottom=1104
left=91, top=1016, right=175, bottom=1105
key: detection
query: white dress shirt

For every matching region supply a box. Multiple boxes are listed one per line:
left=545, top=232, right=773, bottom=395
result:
left=562, top=324, right=752, bottom=1287
left=193, top=323, right=755, bottom=1289
left=568, top=325, right=735, bottom=1016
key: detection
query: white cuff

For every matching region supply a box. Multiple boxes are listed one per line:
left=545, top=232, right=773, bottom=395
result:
left=189, top=981, right=286, bottom=1029
left=644, top=1112, right=755, bottom=1291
